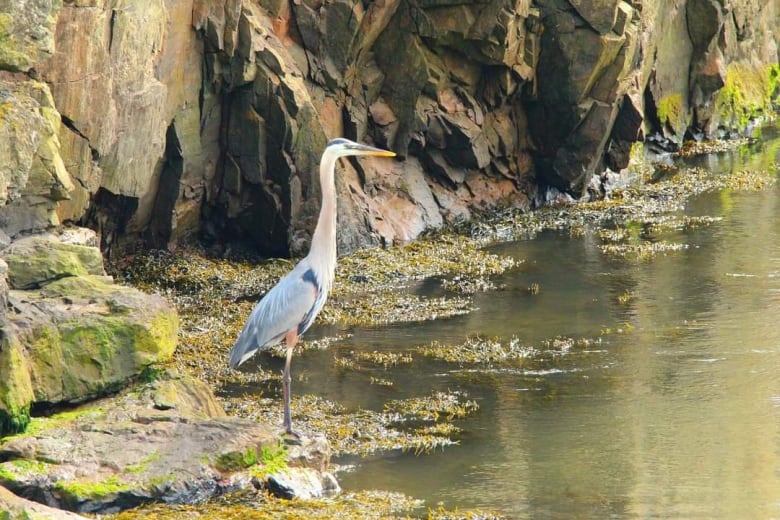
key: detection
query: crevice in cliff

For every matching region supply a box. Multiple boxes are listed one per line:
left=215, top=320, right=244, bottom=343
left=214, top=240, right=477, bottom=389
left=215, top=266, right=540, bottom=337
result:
left=108, top=9, right=118, bottom=55
left=287, top=0, right=313, bottom=80
left=199, top=88, right=291, bottom=258
left=80, top=188, right=139, bottom=260
left=145, top=121, right=183, bottom=250
left=61, top=114, right=100, bottom=163
left=60, top=115, right=87, bottom=141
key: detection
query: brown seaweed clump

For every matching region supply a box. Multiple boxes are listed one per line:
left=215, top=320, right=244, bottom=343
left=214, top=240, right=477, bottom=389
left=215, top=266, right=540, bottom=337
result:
left=106, top=489, right=506, bottom=520
left=107, top=489, right=423, bottom=520
left=224, top=390, right=479, bottom=457
left=467, top=163, right=777, bottom=245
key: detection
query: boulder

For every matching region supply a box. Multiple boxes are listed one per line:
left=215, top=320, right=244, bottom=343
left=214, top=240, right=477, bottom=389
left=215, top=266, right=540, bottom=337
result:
left=0, top=331, right=34, bottom=435
left=2, top=235, right=104, bottom=290
left=0, top=370, right=338, bottom=513
left=0, top=232, right=178, bottom=435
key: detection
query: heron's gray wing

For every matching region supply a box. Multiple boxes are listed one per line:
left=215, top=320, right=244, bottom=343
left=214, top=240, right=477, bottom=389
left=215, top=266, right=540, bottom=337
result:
left=229, top=263, right=318, bottom=368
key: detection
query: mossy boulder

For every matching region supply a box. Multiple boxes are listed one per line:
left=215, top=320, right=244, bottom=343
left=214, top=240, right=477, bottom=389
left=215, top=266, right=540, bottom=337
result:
left=25, top=282, right=177, bottom=403
left=3, top=235, right=105, bottom=289
left=0, top=233, right=179, bottom=436
left=3, top=277, right=178, bottom=411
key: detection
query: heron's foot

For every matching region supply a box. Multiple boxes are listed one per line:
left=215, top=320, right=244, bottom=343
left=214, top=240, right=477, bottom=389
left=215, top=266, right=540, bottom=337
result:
left=282, top=428, right=302, bottom=444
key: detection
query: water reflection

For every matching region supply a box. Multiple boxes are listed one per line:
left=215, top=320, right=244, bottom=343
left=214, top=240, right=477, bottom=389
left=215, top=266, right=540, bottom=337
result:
left=297, top=132, right=780, bottom=518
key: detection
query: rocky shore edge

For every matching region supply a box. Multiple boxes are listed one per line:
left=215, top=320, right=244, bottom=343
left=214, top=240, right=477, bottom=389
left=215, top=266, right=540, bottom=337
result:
left=0, top=229, right=339, bottom=518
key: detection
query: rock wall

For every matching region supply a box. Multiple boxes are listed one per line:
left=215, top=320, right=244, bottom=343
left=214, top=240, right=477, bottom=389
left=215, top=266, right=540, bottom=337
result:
left=0, top=0, right=777, bottom=256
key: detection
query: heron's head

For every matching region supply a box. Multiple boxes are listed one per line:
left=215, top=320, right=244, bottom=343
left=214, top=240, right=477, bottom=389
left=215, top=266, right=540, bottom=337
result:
left=327, top=138, right=396, bottom=159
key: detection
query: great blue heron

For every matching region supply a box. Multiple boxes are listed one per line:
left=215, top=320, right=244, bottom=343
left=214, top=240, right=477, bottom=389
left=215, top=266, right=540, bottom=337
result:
left=229, top=138, right=396, bottom=434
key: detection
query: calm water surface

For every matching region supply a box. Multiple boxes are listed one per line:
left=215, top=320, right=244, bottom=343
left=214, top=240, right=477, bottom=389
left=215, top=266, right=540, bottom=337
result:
left=292, top=131, right=780, bottom=518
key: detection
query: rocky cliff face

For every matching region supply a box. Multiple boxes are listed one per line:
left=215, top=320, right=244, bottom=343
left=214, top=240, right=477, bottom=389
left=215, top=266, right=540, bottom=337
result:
left=0, top=0, right=777, bottom=256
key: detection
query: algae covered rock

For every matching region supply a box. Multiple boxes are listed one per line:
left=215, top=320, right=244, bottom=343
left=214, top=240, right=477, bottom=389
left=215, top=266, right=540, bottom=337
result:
left=3, top=234, right=104, bottom=289
left=0, top=370, right=338, bottom=514
left=0, top=231, right=178, bottom=436
left=12, top=275, right=178, bottom=404
left=0, top=332, right=34, bottom=435
left=0, top=0, right=60, bottom=72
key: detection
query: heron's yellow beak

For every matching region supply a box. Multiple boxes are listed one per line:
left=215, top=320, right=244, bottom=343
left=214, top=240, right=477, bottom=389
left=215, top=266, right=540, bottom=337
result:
left=348, top=143, right=396, bottom=157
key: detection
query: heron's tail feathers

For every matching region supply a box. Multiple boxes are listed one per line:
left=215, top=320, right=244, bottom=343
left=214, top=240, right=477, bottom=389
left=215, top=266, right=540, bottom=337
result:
left=229, top=327, right=283, bottom=369
left=229, top=329, right=261, bottom=369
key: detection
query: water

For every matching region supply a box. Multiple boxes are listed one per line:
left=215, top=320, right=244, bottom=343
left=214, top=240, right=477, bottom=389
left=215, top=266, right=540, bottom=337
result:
left=292, top=130, right=780, bottom=518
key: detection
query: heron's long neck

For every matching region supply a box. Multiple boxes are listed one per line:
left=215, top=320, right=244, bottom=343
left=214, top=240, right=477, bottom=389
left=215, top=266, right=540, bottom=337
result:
left=308, top=153, right=338, bottom=285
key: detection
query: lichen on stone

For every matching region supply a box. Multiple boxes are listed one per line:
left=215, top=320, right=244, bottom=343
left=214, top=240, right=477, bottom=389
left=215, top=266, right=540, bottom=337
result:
left=0, top=334, right=34, bottom=435
left=54, top=475, right=133, bottom=502
left=657, top=93, right=685, bottom=133
left=715, top=63, right=780, bottom=129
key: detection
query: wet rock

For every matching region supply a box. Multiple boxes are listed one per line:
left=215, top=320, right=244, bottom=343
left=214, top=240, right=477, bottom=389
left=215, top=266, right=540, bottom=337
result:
left=528, top=0, right=640, bottom=195
left=0, top=485, right=90, bottom=520
left=606, top=91, right=644, bottom=171
left=266, top=467, right=341, bottom=500
left=0, top=371, right=336, bottom=514
left=568, top=0, right=623, bottom=34
left=0, top=232, right=178, bottom=436
left=687, top=0, right=726, bottom=118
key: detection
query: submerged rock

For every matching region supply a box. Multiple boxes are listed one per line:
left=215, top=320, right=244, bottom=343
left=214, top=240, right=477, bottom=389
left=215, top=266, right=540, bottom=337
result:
left=0, top=231, right=178, bottom=435
left=0, top=371, right=338, bottom=514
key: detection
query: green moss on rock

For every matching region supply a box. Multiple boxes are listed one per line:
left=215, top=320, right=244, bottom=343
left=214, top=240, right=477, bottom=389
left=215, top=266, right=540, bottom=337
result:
left=4, top=272, right=179, bottom=409
left=133, top=310, right=178, bottom=366
left=0, top=332, right=34, bottom=436
left=0, top=13, right=33, bottom=72
left=214, top=447, right=259, bottom=472
left=2, top=237, right=105, bottom=290
left=0, top=460, right=51, bottom=481
left=657, top=93, right=685, bottom=134
left=54, top=475, right=132, bottom=502
left=26, top=312, right=177, bottom=403
left=715, top=62, right=779, bottom=130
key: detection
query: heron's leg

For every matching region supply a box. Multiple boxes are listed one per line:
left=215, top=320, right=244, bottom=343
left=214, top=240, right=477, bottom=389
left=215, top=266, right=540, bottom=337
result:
left=282, top=329, right=298, bottom=435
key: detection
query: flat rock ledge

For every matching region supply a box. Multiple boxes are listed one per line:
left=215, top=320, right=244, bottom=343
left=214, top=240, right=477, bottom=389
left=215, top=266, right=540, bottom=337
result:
left=0, top=371, right=340, bottom=515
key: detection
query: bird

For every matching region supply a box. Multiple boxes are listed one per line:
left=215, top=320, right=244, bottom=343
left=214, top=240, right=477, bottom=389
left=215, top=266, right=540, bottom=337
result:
left=229, top=138, right=396, bottom=435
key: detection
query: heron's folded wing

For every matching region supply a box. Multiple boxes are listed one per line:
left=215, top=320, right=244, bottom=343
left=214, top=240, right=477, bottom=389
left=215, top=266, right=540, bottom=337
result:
left=229, top=267, right=318, bottom=368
